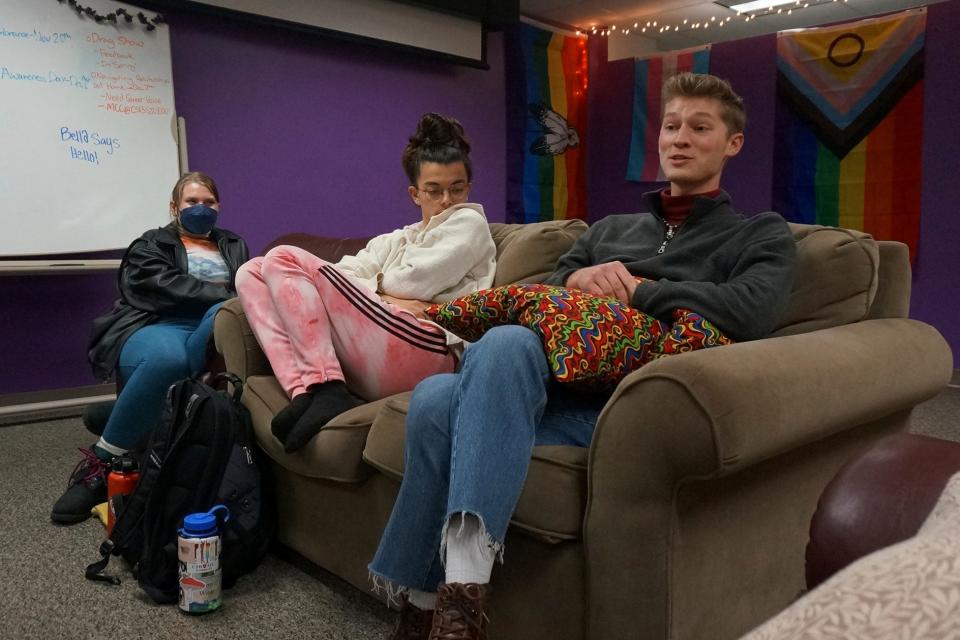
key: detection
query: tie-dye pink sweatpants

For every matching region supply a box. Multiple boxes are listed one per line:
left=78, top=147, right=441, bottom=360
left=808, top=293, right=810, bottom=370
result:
left=235, top=245, right=455, bottom=401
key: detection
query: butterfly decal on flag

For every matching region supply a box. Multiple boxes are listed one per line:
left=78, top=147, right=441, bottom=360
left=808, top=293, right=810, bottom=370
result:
left=529, top=103, right=580, bottom=156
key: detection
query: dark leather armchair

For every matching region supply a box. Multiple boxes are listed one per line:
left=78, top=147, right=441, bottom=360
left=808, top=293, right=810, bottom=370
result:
left=740, top=431, right=960, bottom=639
left=806, top=432, right=960, bottom=589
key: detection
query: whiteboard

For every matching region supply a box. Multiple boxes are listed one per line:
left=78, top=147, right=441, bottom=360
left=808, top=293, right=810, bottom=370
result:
left=0, top=0, right=179, bottom=256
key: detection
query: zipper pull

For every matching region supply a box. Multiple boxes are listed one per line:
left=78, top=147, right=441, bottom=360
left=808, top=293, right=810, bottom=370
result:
left=657, top=224, right=677, bottom=255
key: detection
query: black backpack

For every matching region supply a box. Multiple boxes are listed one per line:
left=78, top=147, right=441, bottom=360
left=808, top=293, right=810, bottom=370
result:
left=85, top=372, right=275, bottom=603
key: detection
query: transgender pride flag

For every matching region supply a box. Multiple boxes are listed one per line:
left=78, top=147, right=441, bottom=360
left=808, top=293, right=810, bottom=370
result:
left=626, top=47, right=710, bottom=183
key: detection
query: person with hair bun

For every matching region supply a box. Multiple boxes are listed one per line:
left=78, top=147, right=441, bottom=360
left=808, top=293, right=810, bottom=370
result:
left=52, top=171, right=249, bottom=525
left=234, top=113, right=496, bottom=454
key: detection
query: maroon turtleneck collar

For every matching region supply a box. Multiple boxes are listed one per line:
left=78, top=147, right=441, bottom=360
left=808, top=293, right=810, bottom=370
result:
left=659, top=188, right=721, bottom=227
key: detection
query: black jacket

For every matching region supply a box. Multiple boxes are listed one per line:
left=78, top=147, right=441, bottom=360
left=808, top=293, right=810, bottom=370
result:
left=88, top=223, right=249, bottom=380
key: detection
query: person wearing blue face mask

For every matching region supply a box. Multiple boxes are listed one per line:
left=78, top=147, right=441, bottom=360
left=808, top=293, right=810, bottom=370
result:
left=51, top=171, right=249, bottom=525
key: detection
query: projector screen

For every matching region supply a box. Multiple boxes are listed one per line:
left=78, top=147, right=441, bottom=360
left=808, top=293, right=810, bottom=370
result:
left=133, top=0, right=486, bottom=65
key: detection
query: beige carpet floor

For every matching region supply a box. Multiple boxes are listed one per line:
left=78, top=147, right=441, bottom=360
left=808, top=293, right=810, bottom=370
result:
left=0, top=414, right=393, bottom=640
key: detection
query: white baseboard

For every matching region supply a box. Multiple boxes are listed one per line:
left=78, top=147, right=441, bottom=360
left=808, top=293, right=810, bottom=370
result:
left=0, top=384, right=116, bottom=424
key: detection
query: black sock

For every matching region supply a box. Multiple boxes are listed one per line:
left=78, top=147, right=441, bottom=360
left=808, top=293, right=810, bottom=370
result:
left=271, top=392, right=315, bottom=445
left=282, top=381, right=363, bottom=453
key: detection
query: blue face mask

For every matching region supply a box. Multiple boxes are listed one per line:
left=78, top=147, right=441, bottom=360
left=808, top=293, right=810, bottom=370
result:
left=178, top=204, right=218, bottom=235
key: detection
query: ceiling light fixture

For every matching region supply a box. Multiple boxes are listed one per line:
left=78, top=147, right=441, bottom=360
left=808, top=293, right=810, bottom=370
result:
left=725, top=0, right=796, bottom=11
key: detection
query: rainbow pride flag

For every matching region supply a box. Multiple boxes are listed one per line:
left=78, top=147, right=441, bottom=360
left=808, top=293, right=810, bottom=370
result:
left=626, top=47, right=710, bottom=183
left=773, top=9, right=925, bottom=258
left=508, top=22, right=588, bottom=223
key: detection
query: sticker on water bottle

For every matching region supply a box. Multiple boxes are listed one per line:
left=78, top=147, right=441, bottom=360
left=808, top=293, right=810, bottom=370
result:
left=179, top=535, right=220, bottom=572
left=178, top=534, right=223, bottom=612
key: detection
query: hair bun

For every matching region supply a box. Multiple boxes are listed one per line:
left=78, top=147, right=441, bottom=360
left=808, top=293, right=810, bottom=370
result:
left=411, top=112, right=470, bottom=154
left=402, top=112, right=473, bottom=185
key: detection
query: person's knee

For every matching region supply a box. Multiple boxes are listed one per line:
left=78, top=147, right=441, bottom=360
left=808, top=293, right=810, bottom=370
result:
left=130, top=345, right=190, bottom=381
left=234, top=257, right=263, bottom=293
left=200, top=300, right=225, bottom=324
left=261, top=245, right=328, bottom=281
left=476, top=325, right=542, bottom=361
left=460, top=325, right=548, bottom=388
left=406, top=374, right=456, bottom=441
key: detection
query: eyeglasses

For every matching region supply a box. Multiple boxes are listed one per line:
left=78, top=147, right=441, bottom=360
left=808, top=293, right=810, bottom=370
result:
left=417, top=184, right=470, bottom=202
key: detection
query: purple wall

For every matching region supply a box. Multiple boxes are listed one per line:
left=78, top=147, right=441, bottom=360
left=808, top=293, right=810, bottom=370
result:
left=585, top=3, right=959, bottom=366
left=0, top=271, right=120, bottom=393
left=912, top=3, right=960, bottom=354
left=1, top=9, right=507, bottom=395
left=167, top=14, right=507, bottom=252
left=585, top=40, right=634, bottom=222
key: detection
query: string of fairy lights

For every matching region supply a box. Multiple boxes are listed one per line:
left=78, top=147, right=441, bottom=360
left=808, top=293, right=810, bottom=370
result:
left=578, top=0, right=850, bottom=37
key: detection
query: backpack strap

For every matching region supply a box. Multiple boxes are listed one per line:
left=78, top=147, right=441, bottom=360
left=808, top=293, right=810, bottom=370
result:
left=85, top=539, right=120, bottom=585
left=209, top=371, right=243, bottom=404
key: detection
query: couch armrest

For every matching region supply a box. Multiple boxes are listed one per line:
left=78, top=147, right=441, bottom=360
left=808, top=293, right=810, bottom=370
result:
left=582, top=318, right=952, bottom=639
left=214, top=297, right=273, bottom=381
left=599, top=318, right=950, bottom=476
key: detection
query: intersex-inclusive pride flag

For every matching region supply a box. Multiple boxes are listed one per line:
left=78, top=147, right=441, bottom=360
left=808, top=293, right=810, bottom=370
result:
left=626, top=47, right=710, bottom=183
left=773, top=9, right=926, bottom=258
left=507, top=22, right=588, bottom=223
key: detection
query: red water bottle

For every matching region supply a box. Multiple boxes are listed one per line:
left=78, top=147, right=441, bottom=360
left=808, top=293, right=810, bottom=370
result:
left=107, top=456, right=139, bottom=535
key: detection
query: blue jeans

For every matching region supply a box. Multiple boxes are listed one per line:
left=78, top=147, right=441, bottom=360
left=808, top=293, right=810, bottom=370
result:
left=101, top=302, right=224, bottom=452
left=368, top=325, right=608, bottom=592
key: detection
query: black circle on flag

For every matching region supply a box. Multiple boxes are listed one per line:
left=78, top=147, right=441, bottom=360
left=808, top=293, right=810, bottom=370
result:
left=827, top=33, right=866, bottom=68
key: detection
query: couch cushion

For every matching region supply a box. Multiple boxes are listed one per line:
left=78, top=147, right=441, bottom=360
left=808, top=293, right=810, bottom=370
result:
left=772, top=224, right=879, bottom=337
left=242, top=375, right=389, bottom=482
left=489, top=219, right=588, bottom=285
left=259, top=221, right=586, bottom=288
left=262, top=233, right=369, bottom=263
left=362, top=393, right=588, bottom=541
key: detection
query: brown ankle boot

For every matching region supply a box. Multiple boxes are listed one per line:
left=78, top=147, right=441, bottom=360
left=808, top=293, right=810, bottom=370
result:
left=428, top=582, right=490, bottom=640
left=388, top=596, right=434, bottom=640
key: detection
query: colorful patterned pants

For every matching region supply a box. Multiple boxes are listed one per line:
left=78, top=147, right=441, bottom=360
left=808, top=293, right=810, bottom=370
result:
left=235, top=245, right=455, bottom=401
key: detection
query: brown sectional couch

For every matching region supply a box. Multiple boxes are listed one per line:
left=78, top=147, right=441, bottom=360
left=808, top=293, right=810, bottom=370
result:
left=214, top=219, right=953, bottom=640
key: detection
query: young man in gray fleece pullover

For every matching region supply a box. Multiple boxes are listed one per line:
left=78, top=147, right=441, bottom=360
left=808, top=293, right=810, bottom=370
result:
left=370, top=72, right=797, bottom=640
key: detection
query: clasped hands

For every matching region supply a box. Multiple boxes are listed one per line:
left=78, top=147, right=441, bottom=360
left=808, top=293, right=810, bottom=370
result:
left=380, top=294, right=431, bottom=318
left=565, top=261, right=640, bottom=306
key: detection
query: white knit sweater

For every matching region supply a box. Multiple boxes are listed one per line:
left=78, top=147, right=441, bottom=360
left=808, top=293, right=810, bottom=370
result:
left=335, top=203, right=497, bottom=303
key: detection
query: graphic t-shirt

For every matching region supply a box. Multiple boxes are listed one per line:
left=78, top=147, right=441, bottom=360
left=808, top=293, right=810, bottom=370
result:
left=181, top=236, right=229, bottom=284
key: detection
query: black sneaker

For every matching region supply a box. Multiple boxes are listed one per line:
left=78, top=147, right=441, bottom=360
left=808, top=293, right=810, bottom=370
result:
left=50, top=447, right=110, bottom=524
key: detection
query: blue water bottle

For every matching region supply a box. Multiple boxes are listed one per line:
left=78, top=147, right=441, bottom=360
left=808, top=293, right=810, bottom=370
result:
left=177, top=504, right=230, bottom=613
